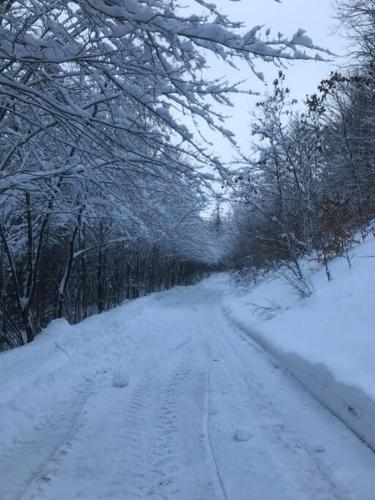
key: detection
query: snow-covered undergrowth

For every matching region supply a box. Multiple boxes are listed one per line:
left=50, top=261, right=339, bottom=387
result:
left=222, top=235, right=375, bottom=449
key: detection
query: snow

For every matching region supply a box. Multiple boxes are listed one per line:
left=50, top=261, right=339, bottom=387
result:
left=1, top=268, right=375, bottom=498
left=234, top=428, right=252, bottom=442
left=222, top=235, right=375, bottom=449
left=111, top=370, right=129, bottom=388
left=314, top=446, right=326, bottom=454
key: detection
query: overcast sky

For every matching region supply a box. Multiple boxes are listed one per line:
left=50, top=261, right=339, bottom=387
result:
left=196, top=0, right=348, bottom=161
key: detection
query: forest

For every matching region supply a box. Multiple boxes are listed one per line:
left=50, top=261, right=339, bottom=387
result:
left=0, top=0, right=374, bottom=350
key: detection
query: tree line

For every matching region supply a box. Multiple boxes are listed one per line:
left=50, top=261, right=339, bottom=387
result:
left=226, top=1, right=375, bottom=294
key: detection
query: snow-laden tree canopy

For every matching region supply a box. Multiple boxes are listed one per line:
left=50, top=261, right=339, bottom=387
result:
left=0, top=0, right=328, bottom=346
left=0, top=0, right=326, bottom=193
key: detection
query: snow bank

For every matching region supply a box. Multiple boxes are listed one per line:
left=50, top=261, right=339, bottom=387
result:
left=221, top=236, right=375, bottom=449
left=0, top=294, right=153, bottom=453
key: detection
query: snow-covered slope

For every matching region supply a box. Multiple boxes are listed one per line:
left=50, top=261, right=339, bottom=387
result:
left=222, top=235, right=375, bottom=449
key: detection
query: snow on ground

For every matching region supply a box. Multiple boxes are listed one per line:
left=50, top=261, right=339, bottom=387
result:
left=222, top=235, right=375, bottom=450
left=1, top=271, right=375, bottom=499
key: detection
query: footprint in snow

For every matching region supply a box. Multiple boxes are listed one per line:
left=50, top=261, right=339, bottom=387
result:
left=234, top=428, right=253, bottom=442
left=112, top=371, right=129, bottom=388
left=314, top=446, right=326, bottom=453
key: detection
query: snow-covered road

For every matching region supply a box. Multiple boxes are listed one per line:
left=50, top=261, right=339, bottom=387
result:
left=1, top=277, right=375, bottom=500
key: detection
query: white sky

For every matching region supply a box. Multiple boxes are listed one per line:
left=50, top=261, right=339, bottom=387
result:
left=193, top=0, right=348, bottom=161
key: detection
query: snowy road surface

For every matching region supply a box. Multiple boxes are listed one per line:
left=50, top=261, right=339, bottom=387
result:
left=1, top=277, right=375, bottom=500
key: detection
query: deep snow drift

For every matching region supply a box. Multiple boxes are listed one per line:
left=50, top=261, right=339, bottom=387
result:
left=1, top=272, right=375, bottom=499
left=223, top=235, right=375, bottom=449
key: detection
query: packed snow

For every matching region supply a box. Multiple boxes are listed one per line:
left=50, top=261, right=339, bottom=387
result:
left=1, top=270, right=375, bottom=499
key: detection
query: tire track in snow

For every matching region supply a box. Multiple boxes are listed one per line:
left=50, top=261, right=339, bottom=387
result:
left=2, top=380, right=95, bottom=500
left=206, top=308, right=343, bottom=500
left=114, top=341, right=195, bottom=499
left=220, top=318, right=346, bottom=500
left=119, top=328, right=221, bottom=500
left=148, top=346, right=193, bottom=499
left=205, top=362, right=229, bottom=500
left=120, top=374, right=156, bottom=499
